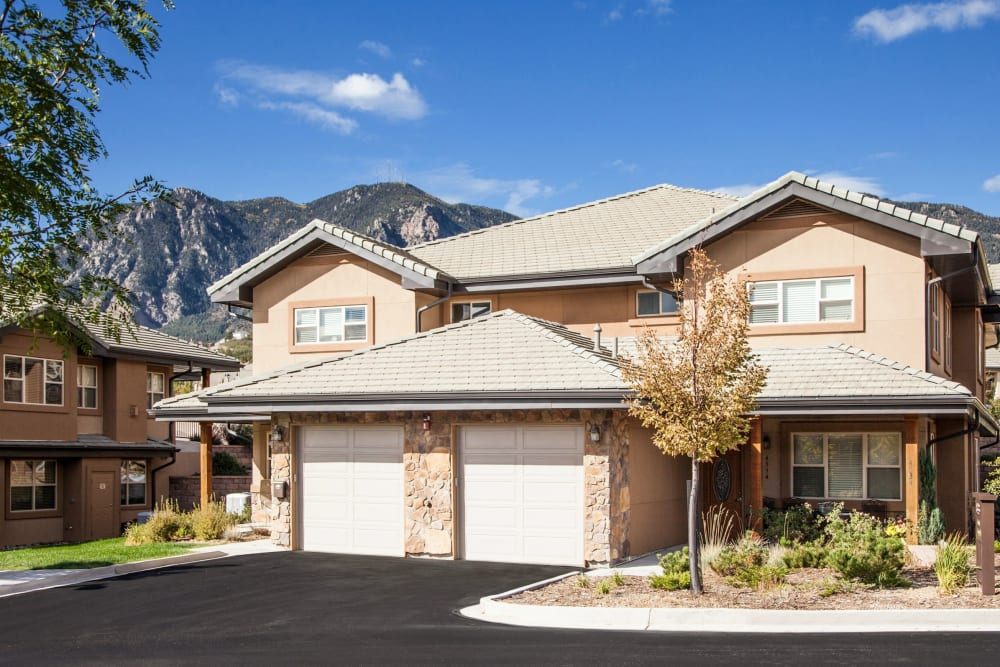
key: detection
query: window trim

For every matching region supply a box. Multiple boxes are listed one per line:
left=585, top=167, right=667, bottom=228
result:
left=929, top=281, right=942, bottom=363
left=120, top=459, right=149, bottom=507
left=77, top=363, right=99, bottom=411
left=790, top=432, right=902, bottom=501
left=146, top=371, right=165, bottom=410
left=3, top=354, right=64, bottom=407
left=943, top=291, right=952, bottom=373
left=741, top=266, right=864, bottom=336
left=635, top=290, right=680, bottom=318
left=449, top=299, right=494, bottom=324
left=7, top=459, right=59, bottom=516
left=287, top=297, right=375, bottom=354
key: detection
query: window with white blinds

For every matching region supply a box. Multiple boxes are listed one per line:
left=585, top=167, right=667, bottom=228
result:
left=294, top=305, right=368, bottom=344
left=749, top=276, right=853, bottom=325
left=791, top=432, right=901, bottom=500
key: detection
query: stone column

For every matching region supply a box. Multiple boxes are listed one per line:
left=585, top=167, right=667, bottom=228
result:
left=403, top=413, right=454, bottom=556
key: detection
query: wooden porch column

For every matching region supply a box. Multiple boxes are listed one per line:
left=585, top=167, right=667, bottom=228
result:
left=904, top=416, right=919, bottom=544
left=747, top=417, right=763, bottom=530
left=199, top=368, right=213, bottom=508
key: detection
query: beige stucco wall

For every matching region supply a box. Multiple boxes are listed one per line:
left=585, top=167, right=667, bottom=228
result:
left=707, top=213, right=927, bottom=369
left=252, top=254, right=419, bottom=373
left=626, top=421, right=689, bottom=554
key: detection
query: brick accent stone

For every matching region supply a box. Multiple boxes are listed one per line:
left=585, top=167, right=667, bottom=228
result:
left=265, top=409, right=631, bottom=565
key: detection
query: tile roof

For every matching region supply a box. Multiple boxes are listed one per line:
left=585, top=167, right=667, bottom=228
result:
left=406, top=184, right=736, bottom=281
left=156, top=310, right=623, bottom=406
left=989, top=263, right=1000, bottom=295
left=635, top=171, right=980, bottom=265
left=83, top=322, right=241, bottom=370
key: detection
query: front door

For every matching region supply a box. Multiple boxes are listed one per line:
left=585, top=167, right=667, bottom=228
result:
left=87, top=470, right=116, bottom=540
left=703, top=447, right=744, bottom=534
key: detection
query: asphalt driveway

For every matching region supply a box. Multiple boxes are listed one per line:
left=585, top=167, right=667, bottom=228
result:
left=0, top=551, right=997, bottom=665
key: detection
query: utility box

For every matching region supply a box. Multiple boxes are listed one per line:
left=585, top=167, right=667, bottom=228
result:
left=225, top=492, right=251, bottom=516
left=971, top=492, right=996, bottom=596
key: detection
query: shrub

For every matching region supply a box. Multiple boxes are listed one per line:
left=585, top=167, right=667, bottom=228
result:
left=575, top=575, right=591, bottom=588
left=825, top=511, right=907, bottom=588
left=934, top=533, right=972, bottom=595
left=917, top=500, right=946, bottom=545
left=759, top=503, right=826, bottom=545
left=611, top=570, right=625, bottom=587
left=596, top=579, right=613, bottom=595
left=212, top=451, right=247, bottom=476
left=700, top=504, right=736, bottom=568
left=711, top=531, right=787, bottom=590
left=124, top=499, right=192, bottom=544
left=781, top=542, right=828, bottom=569
left=649, top=547, right=691, bottom=591
left=190, top=501, right=237, bottom=540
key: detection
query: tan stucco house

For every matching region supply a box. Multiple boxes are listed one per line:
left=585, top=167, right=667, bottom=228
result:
left=153, top=171, right=1000, bottom=566
left=0, top=319, right=240, bottom=548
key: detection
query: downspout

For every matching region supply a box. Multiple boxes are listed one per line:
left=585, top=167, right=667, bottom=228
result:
left=927, top=411, right=980, bottom=458
left=149, top=448, right=177, bottom=507
left=415, top=282, right=452, bottom=333
left=925, top=256, right=978, bottom=371
left=641, top=276, right=675, bottom=297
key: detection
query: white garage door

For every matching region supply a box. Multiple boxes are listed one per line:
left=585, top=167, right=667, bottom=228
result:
left=461, top=426, right=584, bottom=566
left=300, top=425, right=404, bottom=556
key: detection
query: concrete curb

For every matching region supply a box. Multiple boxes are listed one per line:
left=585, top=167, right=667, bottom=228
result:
left=460, top=577, right=1000, bottom=633
left=0, top=550, right=229, bottom=598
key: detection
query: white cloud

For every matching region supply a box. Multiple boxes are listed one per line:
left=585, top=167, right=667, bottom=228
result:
left=359, top=40, right=392, bottom=58
left=607, top=159, right=638, bottom=173
left=984, top=174, right=1000, bottom=192
left=216, top=61, right=428, bottom=130
left=411, top=57, right=426, bottom=67
left=258, top=101, right=358, bottom=134
left=854, top=1, right=1000, bottom=42
left=894, top=191, right=933, bottom=201
left=607, top=4, right=623, bottom=21
left=811, top=171, right=886, bottom=196
left=414, top=163, right=555, bottom=217
left=640, top=0, right=673, bottom=16
left=711, top=183, right=767, bottom=198
left=867, top=151, right=899, bottom=160
left=214, top=84, right=240, bottom=106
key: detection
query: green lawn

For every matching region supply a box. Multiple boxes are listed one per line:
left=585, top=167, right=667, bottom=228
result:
left=0, top=538, right=199, bottom=571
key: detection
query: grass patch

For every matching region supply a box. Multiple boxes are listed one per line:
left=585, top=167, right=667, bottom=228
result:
left=0, top=538, right=198, bottom=571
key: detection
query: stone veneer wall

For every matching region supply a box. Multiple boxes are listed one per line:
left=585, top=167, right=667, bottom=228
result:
left=169, top=475, right=251, bottom=511
left=266, top=409, right=631, bottom=565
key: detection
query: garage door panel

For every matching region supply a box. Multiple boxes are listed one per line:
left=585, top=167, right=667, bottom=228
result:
left=301, top=426, right=403, bottom=556
left=461, top=426, right=583, bottom=566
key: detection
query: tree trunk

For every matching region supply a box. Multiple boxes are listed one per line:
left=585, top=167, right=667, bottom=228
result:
left=689, top=457, right=703, bottom=594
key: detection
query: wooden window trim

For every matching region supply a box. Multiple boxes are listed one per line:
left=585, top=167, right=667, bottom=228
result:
left=741, top=266, right=864, bottom=336
left=287, top=297, right=375, bottom=354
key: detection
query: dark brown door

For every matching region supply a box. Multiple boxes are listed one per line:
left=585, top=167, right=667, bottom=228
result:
left=703, top=447, right=744, bottom=534
left=87, top=470, right=116, bottom=540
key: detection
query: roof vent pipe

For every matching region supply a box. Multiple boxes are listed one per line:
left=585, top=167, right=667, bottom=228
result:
left=613, top=336, right=619, bottom=359
left=593, top=323, right=602, bottom=352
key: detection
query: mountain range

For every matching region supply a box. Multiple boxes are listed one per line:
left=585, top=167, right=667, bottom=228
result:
left=77, top=184, right=1000, bottom=344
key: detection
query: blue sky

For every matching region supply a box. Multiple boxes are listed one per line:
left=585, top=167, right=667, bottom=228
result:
left=91, top=0, right=1000, bottom=217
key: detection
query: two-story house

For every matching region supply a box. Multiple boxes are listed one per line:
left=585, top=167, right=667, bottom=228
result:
left=153, top=171, right=999, bottom=567
left=0, top=318, right=240, bottom=548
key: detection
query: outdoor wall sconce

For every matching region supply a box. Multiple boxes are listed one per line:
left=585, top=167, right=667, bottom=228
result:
left=589, top=425, right=601, bottom=443
left=762, top=435, right=771, bottom=450
left=269, top=425, right=285, bottom=443
left=422, top=414, right=432, bottom=431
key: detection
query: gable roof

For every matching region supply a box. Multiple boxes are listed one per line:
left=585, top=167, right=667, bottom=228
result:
left=636, top=171, right=982, bottom=275
left=81, top=322, right=241, bottom=370
left=406, top=184, right=736, bottom=283
left=153, top=310, right=624, bottom=415
left=209, top=219, right=451, bottom=307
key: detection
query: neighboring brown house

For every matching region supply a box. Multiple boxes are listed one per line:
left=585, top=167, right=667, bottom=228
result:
left=154, top=171, right=1000, bottom=566
left=0, top=320, right=240, bottom=548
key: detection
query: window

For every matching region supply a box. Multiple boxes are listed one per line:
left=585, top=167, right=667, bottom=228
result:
left=121, top=460, right=147, bottom=506
left=943, top=295, right=952, bottom=371
left=792, top=433, right=901, bottom=500
left=9, top=460, right=57, bottom=511
left=146, top=372, right=164, bottom=409
left=636, top=291, right=679, bottom=317
left=929, top=282, right=941, bottom=358
left=451, top=301, right=492, bottom=322
left=749, top=277, right=853, bottom=325
left=294, top=305, right=368, bottom=344
left=3, top=355, right=63, bottom=405
left=77, top=364, right=98, bottom=409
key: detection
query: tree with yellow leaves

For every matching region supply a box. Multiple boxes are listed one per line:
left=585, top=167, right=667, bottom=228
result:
left=621, top=248, right=767, bottom=594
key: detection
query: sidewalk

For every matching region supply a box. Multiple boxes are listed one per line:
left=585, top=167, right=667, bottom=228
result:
left=460, top=551, right=1000, bottom=633
left=0, top=539, right=282, bottom=598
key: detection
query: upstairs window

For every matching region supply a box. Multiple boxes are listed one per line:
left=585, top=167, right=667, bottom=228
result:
left=294, top=305, right=368, bottom=344
left=929, top=282, right=941, bottom=358
left=9, top=460, right=57, bottom=512
left=77, top=364, right=98, bottom=409
left=3, top=355, right=63, bottom=405
left=121, top=460, right=147, bottom=506
left=636, top=291, right=679, bottom=317
left=146, top=372, right=165, bottom=410
left=749, top=277, right=853, bottom=325
left=451, top=301, right=492, bottom=323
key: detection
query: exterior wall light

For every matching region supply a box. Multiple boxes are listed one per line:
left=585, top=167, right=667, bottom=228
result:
left=762, top=435, right=771, bottom=450
left=269, top=425, right=284, bottom=443
left=422, top=414, right=432, bottom=431
left=589, top=425, right=601, bottom=442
